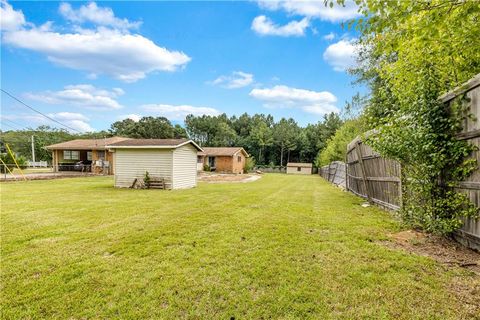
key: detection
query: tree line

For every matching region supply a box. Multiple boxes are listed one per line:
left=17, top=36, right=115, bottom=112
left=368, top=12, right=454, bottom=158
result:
left=1, top=112, right=343, bottom=166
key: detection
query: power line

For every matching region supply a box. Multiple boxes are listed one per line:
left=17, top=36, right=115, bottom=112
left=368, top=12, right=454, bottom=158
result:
left=1, top=89, right=82, bottom=133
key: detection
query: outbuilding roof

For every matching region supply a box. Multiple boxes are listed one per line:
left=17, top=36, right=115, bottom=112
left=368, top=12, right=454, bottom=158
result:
left=106, top=139, right=203, bottom=151
left=287, top=162, right=313, bottom=168
left=199, top=147, right=249, bottom=157
left=46, top=137, right=130, bottom=150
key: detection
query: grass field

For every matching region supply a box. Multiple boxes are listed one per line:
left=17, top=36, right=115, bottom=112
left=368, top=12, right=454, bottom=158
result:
left=1, top=175, right=478, bottom=319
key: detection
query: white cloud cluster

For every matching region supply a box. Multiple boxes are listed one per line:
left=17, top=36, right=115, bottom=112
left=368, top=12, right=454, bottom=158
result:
left=257, top=0, right=360, bottom=22
left=119, top=114, right=142, bottom=122
left=210, top=71, right=254, bottom=89
left=323, top=32, right=335, bottom=41
left=0, top=0, right=25, bottom=31
left=323, top=39, right=358, bottom=71
left=48, top=112, right=94, bottom=132
left=25, top=84, right=124, bottom=110
left=141, top=104, right=221, bottom=121
left=1, top=1, right=190, bottom=82
left=251, top=15, right=309, bottom=37
left=59, top=2, right=141, bottom=31
left=249, top=85, right=338, bottom=115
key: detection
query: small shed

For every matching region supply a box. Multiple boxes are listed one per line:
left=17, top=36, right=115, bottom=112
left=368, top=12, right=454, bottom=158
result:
left=106, top=139, right=203, bottom=189
left=198, top=147, right=249, bottom=174
left=287, top=162, right=313, bottom=175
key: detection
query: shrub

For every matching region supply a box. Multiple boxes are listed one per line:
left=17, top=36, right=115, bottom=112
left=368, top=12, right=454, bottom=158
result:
left=315, top=119, right=364, bottom=167
left=203, top=164, right=211, bottom=172
left=244, top=157, right=256, bottom=173
left=143, top=171, right=151, bottom=188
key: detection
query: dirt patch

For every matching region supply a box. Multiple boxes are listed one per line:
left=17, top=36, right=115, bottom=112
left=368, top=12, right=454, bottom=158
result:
left=385, top=230, right=480, bottom=274
left=198, top=173, right=261, bottom=183
left=383, top=230, right=480, bottom=317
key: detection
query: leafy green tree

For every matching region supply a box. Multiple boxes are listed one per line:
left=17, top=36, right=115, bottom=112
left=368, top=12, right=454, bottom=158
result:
left=250, top=120, right=273, bottom=164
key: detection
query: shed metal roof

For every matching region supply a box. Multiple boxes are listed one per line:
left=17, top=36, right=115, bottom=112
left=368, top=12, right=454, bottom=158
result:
left=106, top=139, right=203, bottom=151
left=287, top=162, right=313, bottom=168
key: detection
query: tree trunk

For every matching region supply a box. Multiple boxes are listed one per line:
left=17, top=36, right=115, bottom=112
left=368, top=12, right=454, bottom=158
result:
left=280, top=145, right=284, bottom=167
left=258, top=148, right=262, bottom=165
left=287, top=150, right=290, bottom=163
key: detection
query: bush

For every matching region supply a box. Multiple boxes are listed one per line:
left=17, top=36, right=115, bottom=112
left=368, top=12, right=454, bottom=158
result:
left=244, top=157, right=256, bottom=173
left=315, top=119, right=364, bottom=167
left=203, top=164, right=211, bottom=172
left=0, top=153, right=27, bottom=173
left=143, top=171, right=151, bottom=188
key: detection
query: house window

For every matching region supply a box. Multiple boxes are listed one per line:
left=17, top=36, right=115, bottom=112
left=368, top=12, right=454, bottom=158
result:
left=197, top=156, right=203, bottom=163
left=63, top=150, right=79, bottom=160
left=97, top=150, right=105, bottom=160
left=297, top=167, right=301, bottom=172
left=87, top=152, right=92, bottom=161
left=238, top=156, right=242, bottom=162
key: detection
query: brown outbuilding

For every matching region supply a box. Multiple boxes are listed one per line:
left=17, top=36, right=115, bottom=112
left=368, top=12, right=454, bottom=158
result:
left=198, top=147, right=249, bottom=174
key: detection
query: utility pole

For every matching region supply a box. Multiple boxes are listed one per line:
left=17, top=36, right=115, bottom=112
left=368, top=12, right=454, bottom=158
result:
left=31, top=135, right=36, bottom=167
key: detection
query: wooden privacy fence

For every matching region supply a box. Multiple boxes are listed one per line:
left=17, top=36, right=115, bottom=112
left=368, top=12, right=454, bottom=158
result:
left=320, top=161, right=346, bottom=188
left=345, top=138, right=402, bottom=211
left=322, top=74, right=480, bottom=250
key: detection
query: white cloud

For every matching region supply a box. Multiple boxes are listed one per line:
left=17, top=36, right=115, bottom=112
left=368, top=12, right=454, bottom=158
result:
left=59, top=2, right=141, bottom=31
left=0, top=0, right=25, bottom=31
left=47, top=112, right=94, bottom=132
left=249, top=85, right=338, bottom=115
left=323, top=39, right=358, bottom=71
left=1, top=1, right=190, bottom=82
left=257, top=0, right=360, bottom=22
left=323, top=32, right=335, bottom=41
left=141, top=104, right=221, bottom=121
left=25, top=84, right=124, bottom=110
left=118, top=114, right=141, bottom=122
left=252, top=15, right=309, bottom=37
left=210, top=71, right=254, bottom=89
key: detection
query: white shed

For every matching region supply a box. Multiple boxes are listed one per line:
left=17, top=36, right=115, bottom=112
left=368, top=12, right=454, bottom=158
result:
left=286, top=162, right=313, bottom=175
left=106, top=139, right=203, bottom=189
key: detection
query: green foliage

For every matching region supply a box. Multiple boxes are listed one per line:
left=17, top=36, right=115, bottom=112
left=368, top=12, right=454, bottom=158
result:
left=350, top=0, right=480, bottom=234
left=0, top=152, right=27, bottom=173
left=316, top=119, right=364, bottom=167
left=203, top=164, right=211, bottom=172
left=143, top=171, right=151, bottom=188
left=244, top=156, right=256, bottom=173
left=110, top=116, right=184, bottom=139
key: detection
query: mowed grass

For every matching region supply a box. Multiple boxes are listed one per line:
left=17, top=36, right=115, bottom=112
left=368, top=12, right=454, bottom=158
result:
left=1, top=175, right=477, bottom=319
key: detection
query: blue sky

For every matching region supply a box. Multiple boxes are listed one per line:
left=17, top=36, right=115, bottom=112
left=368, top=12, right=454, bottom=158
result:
left=1, top=0, right=362, bottom=132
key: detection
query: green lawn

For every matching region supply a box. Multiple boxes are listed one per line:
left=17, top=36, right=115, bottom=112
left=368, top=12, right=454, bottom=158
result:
left=1, top=175, right=478, bottom=319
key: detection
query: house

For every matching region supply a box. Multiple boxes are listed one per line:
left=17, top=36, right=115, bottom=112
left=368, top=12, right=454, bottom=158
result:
left=287, top=162, right=313, bottom=175
left=46, top=137, right=130, bottom=175
left=198, top=147, right=249, bottom=174
left=106, top=139, right=203, bottom=189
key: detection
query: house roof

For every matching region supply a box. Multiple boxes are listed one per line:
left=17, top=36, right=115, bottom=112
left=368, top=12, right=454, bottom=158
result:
left=46, top=137, right=130, bottom=150
left=199, top=147, right=249, bottom=157
left=106, top=139, right=203, bottom=151
left=287, top=162, right=313, bottom=168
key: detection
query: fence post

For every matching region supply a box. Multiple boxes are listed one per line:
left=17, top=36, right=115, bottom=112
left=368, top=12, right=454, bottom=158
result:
left=355, top=140, right=373, bottom=203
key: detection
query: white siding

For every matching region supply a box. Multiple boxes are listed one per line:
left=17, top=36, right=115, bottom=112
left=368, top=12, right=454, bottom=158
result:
left=114, top=149, right=173, bottom=188
left=172, top=144, right=198, bottom=189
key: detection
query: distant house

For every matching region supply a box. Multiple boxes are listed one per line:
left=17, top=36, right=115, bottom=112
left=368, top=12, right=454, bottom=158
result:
left=287, top=162, right=312, bottom=175
left=46, top=137, right=130, bottom=175
left=198, top=147, right=249, bottom=174
left=106, top=139, right=203, bottom=189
